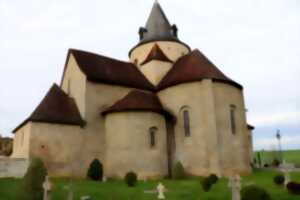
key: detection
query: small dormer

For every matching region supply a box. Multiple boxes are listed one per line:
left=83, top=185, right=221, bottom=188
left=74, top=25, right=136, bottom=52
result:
left=138, top=43, right=174, bottom=85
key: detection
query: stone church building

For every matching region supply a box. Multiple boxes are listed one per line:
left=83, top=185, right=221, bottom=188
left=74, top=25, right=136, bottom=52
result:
left=12, top=2, right=254, bottom=178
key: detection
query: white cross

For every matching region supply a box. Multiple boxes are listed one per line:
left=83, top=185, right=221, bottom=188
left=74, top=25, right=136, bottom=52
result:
left=228, top=175, right=241, bottom=200
left=43, top=176, right=52, bottom=200
left=157, top=182, right=166, bottom=199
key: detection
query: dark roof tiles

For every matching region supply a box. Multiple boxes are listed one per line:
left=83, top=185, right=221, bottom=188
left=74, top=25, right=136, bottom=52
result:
left=157, top=49, right=243, bottom=90
left=140, top=44, right=173, bottom=65
left=13, top=84, right=84, bottom=133
left=67, top=49, right=156, bottom=91
left=102, top=90, right=164, bottom=115
left=129, top=1, right=190, bottom=56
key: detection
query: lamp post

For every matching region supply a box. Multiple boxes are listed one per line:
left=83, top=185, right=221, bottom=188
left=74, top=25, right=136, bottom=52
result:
left=276, top=130, right=282, bottom=163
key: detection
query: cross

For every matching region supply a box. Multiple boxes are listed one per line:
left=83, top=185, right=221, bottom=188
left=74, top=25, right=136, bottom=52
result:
left=157, top=182, right=166, bottom=199
left=228, top=175, right=241, bottom=200
left=43, top=176, right=52, bottom=200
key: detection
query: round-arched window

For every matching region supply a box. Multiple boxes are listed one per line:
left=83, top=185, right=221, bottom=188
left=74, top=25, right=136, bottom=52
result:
left=149, top=127, right=158, bottom=148
left=180, top=106, right=191, bottom=137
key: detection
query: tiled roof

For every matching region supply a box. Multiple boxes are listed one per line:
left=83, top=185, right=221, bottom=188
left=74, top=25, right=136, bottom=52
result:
left=102, top=90, right=165, bottom=115
left=157, top=49, right=243, bottom=90
left=63, top=49, right=156, bottom=91
left=129, top=1, right=190, bottom=56
left=140, top=43, right=173, bottom=65
left=13, top=84, right=84, bottom=133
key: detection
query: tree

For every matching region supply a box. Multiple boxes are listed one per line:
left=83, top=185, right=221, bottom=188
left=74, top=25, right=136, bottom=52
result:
left=257, top=152, right=262, bottom=168
left=87, top=159, right=103, bottom=181
left=172, top=161, right=186, bottom=179
left=21, top=158, right=47, bottom=200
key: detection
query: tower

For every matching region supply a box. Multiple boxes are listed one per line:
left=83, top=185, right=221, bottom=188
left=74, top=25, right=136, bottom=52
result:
left=129, top=1, right=190, bottom=85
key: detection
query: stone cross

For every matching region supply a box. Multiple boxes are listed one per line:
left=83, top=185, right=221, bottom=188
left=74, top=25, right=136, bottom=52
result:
left=42, top=176, right=52, bottom=200
left=67, top=181, right=74, bottom=200
left=157, top=182, right=166, bottom=199
left=228, top=175, right=241, bottom=200
left=80, top=196, right=91, bottom=200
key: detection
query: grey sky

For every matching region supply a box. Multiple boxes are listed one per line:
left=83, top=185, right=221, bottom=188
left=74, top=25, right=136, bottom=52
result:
left=0, top=0, right=299, bottom=150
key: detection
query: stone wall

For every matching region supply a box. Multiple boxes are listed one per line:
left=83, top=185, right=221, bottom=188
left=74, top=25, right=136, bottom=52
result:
left=158, top=80, right=251, bottom=177
left=0, top=158, right=29, bottom=178
left=104, top=111, right=168, bottom=179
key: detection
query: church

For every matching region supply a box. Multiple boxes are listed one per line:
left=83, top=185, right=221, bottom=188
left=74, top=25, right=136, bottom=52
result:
left=11, top=2, right=254, bottom=178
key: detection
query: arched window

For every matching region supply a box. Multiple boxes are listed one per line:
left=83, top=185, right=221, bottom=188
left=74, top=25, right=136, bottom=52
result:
left=230, top=105, right=236, bottom=134
left=67, top=79, right=71, bottom=95
left=149, top=127, right=157, bottom=148
left=180, top=106, right=191, bottom=137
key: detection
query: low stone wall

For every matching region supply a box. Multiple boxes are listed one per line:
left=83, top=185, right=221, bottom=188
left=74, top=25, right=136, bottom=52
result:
left=0, top=157, right=29, bottom=178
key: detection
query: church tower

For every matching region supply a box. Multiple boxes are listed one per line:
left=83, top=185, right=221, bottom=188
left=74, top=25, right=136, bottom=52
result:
left=129, top=1, right=190, bottom=85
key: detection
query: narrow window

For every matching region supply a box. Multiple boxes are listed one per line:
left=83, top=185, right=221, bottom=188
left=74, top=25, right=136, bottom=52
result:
left=67, top=79, right=71, bottom=95
left=21, top=132, right=24, bottom=146
left=149, top=127, right=157, bottom=148
left=183, top=110, right=191, bottom=137
left=230, top=105, right=236, bottom=134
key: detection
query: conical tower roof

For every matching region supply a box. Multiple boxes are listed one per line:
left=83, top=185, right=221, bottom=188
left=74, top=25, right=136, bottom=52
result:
left=142, top=1, right=175, bottom=42
left=129, top=1, right=190, bottom=55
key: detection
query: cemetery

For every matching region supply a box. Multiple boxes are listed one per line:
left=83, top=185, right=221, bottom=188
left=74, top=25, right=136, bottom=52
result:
left=0, top=156, right=300, bottom=200
left=0, top=1, right=299, bottom=200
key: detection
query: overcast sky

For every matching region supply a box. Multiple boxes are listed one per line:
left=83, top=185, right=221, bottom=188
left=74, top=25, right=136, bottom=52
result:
left=0, top=0, right=299, bottom=150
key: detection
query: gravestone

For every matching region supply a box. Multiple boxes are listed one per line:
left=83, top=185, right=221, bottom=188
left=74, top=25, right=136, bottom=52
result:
left=228, top=175, right=241, bottom=200
left=280, top=161, right=294, bottom=185
left=80, top=196, right=91, bottom=200
left=43, top=176, right=52, bottom=200
left=102, top=176, right=107, bottom=182
left=66, top=181, right=74, bottom=200
left=157, top=182, right=166, bottom=199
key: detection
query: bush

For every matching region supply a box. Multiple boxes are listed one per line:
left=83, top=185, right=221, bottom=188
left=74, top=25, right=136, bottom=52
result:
left=200, top=177, right=212, bottom=192
left=87, top=159, right=103, bottom=181
left=286, top=182, right=300, bottom=195
left=172, top=161, right=185, bottom=179
left=273, top=174, right=285, bottom=185
left=124, top=171, right=137, bottom=187
left=241, top=185, right=271, bottom=200
left=21, top=158, right=47, bottom=200
left=264, top=163, right=269, bottom=168
left=272, top=159, right=281, bottom=167
left=200, top=174, right=218, bottom=192
left=208, top=174, right=219, bottom=184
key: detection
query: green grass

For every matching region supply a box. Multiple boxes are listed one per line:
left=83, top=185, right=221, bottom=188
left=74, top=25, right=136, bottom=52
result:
left=257, top=150, right=300, bottom=166
left=0, top=170, right=300, bottom=200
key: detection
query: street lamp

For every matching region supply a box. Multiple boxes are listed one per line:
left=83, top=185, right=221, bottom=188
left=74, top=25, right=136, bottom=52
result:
left=276, top=130, right=283, bottom=163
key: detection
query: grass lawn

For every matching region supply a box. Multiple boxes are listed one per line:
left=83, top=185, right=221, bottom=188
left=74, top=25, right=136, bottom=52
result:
left=258, top=150, right=300, bottom=166
left=0, top=169, right=300, bottom=200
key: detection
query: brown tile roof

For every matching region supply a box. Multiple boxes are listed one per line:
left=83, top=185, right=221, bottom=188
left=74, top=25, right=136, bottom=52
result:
left=62, top=49, right=155, bottom=91
left=247, top=124, right=255, bottom=130
left=157, top=49, right=243, bottom=90
left=140, top=44, right=173, bottom=65
left=102, top=90, right=167, bottom=115
left=13, top=84, right=84, bottom=133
